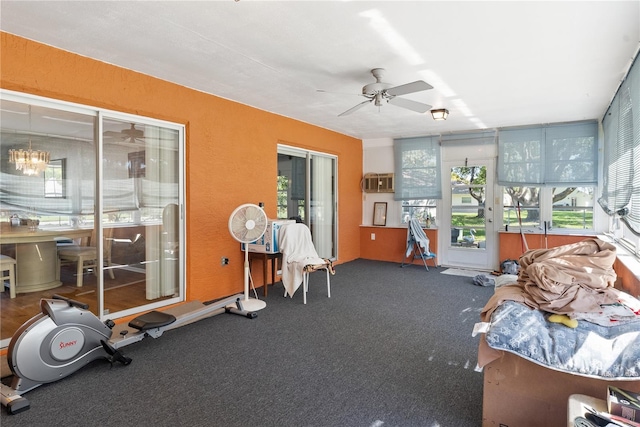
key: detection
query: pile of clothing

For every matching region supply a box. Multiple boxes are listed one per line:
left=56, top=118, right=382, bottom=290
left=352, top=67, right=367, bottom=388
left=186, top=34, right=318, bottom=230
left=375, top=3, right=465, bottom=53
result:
left=481, top=238, right=640, bottom=326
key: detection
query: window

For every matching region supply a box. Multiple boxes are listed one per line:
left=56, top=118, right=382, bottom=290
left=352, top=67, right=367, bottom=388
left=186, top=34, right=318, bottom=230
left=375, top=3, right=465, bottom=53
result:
left=503, top=186, right=594, bottom=231
left=552, top=186, right=594, bottom=229
left=503, top=187, right=540, bottom=230
left=276, top=175, right=303, bottom=220
left=599, top=50, right=639, bottom=242
left=393, top=136, right=442, bottom=201
left=44, top=159, right=65, bottom=198
left=498, top=121, right=598, bottom=186
left=498, top=121, right=598, bottom=233
left=401, top=200, right=436, bottom=226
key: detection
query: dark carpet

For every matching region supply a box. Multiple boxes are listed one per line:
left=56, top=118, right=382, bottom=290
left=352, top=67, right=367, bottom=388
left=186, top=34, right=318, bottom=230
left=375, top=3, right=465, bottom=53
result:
left=0, top=259, right=494, bottom=427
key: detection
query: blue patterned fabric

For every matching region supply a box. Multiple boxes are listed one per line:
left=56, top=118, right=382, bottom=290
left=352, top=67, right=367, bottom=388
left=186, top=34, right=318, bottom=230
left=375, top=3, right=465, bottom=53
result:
left=485, top=301, right=640, bottom=379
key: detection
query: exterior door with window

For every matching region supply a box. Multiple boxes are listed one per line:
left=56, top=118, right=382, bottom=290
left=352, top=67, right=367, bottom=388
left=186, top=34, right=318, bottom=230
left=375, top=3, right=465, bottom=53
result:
left=441, top=159, right=497, bottom=270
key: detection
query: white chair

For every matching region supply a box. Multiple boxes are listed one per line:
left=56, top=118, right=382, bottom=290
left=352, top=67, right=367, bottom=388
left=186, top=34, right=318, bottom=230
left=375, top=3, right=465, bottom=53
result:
left=0, top=255, right=17, bottom=298
left=58, top=228, right=115, bottom=287
left=278, top=223, right=334, bottom=304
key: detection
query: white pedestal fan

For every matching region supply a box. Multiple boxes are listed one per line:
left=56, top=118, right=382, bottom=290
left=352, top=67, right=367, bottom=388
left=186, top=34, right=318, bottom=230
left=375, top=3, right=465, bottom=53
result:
left=228, top=203, right=268, bottom=312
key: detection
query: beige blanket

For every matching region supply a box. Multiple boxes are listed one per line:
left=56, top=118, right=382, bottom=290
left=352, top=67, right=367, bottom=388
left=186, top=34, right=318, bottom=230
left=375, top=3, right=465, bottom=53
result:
left=478, top=238, right=621, bottom=369
left=481, top=238, right=619, bottom=322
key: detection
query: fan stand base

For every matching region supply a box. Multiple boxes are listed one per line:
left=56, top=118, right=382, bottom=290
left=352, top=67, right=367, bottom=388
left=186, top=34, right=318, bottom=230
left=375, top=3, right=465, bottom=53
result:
left=233, top=298, right=266, bottom=312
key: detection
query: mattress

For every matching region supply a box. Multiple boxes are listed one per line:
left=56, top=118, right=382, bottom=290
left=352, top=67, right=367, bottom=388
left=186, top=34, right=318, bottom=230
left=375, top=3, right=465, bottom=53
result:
left=482, top=300, right=640, bottom=380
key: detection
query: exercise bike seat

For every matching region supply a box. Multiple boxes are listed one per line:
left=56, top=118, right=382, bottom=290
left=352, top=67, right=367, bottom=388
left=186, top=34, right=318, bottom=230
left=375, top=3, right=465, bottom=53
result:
left=128, top=311, right=176, bottom=332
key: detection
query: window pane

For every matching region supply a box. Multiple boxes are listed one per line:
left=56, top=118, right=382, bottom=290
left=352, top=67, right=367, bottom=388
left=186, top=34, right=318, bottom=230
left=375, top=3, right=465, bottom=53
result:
left=401, top=200, right=436, bottom=226
left=1, top=100, right=96, bottom=227
left=551, top=187, right=594, bottom=229
left=451, top=166, right=487, bottom=248
left=44, top=159, right=65, bottom=198
left=503, top=187, right=540, bottom=230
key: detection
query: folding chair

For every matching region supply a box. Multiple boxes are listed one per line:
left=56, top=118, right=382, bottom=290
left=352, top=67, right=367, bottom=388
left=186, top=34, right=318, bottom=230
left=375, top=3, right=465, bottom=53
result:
left=401, top=219, right=437, bottom=271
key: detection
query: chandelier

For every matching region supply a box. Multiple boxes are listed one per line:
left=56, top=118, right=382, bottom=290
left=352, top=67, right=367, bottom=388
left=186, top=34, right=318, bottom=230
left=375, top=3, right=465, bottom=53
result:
left=8, top=105, right=51, bottom=176
left=9, top=141, right=51, bottom=176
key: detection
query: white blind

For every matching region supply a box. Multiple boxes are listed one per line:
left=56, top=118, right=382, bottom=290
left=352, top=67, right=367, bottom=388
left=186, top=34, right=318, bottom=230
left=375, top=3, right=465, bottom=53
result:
left=497, top=121, right=598, bottom=186
left=599, top=51, right=640, bottom=234
left=393, top=136, right=442, bottom=200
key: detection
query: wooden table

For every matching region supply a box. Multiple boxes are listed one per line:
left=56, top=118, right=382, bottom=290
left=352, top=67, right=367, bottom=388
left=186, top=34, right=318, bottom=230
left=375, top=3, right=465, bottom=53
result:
left=0, top=227, right=93, bottom=294
left=247, top=251, right=282, bottom=297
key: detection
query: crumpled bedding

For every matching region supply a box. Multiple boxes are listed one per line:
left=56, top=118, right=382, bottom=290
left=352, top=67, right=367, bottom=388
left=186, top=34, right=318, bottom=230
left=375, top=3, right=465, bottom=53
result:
left=475, top=238, right=640, bottom=379
left=481, top=300, right=640, bottom=379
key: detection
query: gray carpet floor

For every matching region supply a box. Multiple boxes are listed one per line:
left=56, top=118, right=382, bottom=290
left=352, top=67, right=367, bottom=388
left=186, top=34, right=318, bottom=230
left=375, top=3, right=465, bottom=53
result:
left=1, top=259, right=494, bottom=427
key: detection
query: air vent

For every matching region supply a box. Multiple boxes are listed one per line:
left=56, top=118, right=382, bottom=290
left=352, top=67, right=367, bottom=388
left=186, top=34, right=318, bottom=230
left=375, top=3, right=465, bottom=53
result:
left=363, top=173, right=394, bottom=193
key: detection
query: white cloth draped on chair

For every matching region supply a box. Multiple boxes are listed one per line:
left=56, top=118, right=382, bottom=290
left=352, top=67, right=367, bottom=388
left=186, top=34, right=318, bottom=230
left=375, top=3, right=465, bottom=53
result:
left=278, top=223, right=333, bottom=303
left=401, top=219, right=437, bottom=270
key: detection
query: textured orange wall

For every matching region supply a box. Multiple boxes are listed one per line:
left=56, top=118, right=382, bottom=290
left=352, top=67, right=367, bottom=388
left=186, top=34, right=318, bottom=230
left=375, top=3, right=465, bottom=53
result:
left=360, top=226, right=438, bottom=266
left=1, top=32, right=362, bottom=302
left=498, top=232, right=589, bottom=262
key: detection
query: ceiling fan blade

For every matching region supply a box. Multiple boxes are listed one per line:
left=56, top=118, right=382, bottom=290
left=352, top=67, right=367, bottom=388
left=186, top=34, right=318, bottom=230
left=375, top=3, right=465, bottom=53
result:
left=338, top=100, right=372, bottom=117
left=386, top=80, right=433, bottom=96
left=103, top=131, right=124, bottom=138
left=387, top=97, right=432, bottom=114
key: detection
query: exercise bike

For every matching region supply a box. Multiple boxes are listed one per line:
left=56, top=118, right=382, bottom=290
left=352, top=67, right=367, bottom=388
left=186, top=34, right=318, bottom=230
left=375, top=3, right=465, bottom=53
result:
left=1, top=293, right=256, bottom=415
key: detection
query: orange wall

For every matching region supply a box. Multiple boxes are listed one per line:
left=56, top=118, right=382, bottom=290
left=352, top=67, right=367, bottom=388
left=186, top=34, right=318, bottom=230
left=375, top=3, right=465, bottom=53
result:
left=498, top=232, right=590, bottom=263
left=360, top=226, right=438, bottom=266
left=0, top=32, right=362, bottom=302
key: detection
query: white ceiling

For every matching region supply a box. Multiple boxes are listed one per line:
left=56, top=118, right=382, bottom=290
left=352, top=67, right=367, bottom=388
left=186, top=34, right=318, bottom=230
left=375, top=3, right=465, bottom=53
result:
left=1, top=1, right=639, bottom=140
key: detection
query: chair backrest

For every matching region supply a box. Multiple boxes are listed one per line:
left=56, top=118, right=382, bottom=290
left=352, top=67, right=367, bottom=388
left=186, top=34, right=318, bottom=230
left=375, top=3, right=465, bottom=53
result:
left=103, top=227, right=114, bottom=259
left=88, top=227, right=114, bottom=257
left=278, top=223, right=320, bottom=259
left=408, top=218, right=430, bottom=253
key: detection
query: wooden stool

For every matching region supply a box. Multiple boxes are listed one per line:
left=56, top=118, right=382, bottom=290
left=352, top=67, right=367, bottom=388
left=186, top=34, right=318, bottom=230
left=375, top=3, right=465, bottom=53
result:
left=0, top=254, right=17, bottom=298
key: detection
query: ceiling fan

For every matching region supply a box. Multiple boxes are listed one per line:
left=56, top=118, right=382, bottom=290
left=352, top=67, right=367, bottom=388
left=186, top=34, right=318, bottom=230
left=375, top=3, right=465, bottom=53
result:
left=333, top=68, right=433, bottom=117
left=103, top=123, right=145, bottom=144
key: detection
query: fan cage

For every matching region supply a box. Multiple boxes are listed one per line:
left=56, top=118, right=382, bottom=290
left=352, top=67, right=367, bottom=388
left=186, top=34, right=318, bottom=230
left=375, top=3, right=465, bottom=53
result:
left=228, top=203, right=268, bottom=244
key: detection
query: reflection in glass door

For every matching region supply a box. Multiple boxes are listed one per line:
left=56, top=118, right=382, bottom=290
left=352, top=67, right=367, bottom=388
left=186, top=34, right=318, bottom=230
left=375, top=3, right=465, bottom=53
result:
left=0, top=92, right=184, bottom=347
left=102, top=117, right=182, bottom=317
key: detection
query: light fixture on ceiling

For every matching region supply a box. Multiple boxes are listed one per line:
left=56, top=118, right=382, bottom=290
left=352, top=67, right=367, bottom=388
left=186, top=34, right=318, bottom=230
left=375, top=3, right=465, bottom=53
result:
left=430, top=108, right=449, bottom=121
left=8, top=106, right=50, bottom=176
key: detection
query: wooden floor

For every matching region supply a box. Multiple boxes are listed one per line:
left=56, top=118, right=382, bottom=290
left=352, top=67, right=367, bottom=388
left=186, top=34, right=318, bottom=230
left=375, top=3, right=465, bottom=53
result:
left=1, top=265, right=170, bottom=342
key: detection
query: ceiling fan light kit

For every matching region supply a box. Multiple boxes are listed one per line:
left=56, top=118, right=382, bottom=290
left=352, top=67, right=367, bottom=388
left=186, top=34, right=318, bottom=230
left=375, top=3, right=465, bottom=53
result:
left=337, top=68, right=433, bottom=117
left=430, top=108, right=449, bottom=121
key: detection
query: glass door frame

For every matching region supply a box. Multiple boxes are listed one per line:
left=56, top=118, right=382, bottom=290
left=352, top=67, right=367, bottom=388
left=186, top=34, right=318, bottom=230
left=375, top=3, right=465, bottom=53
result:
left=277, top=144, right=337, bottom=260
left=97, top=109, right=186, bottom=319
left=440, top=157, right=498, bottom=270
left=0, top=90, right=186, bottom=347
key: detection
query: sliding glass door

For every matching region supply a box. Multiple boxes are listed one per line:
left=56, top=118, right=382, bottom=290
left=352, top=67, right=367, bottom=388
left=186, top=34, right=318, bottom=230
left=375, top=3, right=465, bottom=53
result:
left=277, top=145, right=337, bottom=259
left=0, top=91, right=184, bottom=346
left=101, top=116, right=182, bottom=315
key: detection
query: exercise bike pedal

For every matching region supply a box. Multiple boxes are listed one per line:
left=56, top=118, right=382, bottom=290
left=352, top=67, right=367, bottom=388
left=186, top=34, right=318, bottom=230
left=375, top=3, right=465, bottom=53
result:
left=101, top=340, right=132, bottom=366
